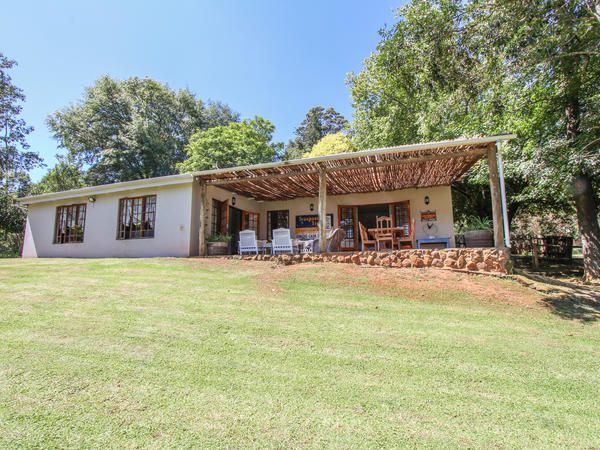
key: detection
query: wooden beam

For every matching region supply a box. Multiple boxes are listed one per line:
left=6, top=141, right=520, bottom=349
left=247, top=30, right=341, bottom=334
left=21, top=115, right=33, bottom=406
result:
left=198, top=180, right=207, bottom=256
left=204, top=148, right=487, bottom=186
left=487, top=143, right=505, bottom=248
left=318, top=168, right=327, bottom=253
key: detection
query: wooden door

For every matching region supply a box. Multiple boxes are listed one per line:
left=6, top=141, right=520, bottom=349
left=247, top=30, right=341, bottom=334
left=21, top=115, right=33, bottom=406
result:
left=338, top=206, right=358, bottom=250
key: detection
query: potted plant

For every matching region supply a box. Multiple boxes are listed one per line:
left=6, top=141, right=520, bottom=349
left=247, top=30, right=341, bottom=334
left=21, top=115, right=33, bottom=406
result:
left=206, top=233, right=232, bottom=256
left=456, top=216, right=494, bottom=248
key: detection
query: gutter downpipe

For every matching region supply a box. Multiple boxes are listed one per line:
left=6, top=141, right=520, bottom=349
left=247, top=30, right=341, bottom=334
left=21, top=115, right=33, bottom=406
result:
left=496, top=140, right=511, bottom=248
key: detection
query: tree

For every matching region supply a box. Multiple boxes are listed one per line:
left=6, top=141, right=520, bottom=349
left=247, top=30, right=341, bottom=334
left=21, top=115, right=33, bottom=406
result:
left=47, top=76, right=239, bottom=185
left=177, top=117, right=281, bottom=172
left=30, top=158, right=85, bottom=195
left=0, top=53, right=43, bottom=256
left=347, top=0, right=600, bottom=280
left=283, top=106, right=348, bottom=160
left=302, top=132, right=355, bottom=159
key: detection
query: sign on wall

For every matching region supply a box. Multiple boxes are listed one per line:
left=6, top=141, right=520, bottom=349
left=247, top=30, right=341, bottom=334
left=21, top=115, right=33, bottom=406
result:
left=420, top=210, right=437, bottom=222
left=295, top=214, right=333, bottom=239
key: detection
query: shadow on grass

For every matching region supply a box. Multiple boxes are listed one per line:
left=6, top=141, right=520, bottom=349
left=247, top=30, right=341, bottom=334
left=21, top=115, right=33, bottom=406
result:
left=520, top=272, right=600, bottom=323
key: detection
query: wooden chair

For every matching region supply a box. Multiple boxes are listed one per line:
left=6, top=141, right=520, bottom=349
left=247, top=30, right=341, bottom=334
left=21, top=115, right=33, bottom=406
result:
left=397, top=218, right=416, bottom=249
left=359, top=222, right=377, bottom=251
left=375, top=216, right=394, bottom=251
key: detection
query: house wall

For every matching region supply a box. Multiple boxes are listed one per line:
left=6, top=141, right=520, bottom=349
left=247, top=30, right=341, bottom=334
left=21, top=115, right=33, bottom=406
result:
left=201, top=185, right=455, bottom=247
left=22, top=183, right=194, bottom=258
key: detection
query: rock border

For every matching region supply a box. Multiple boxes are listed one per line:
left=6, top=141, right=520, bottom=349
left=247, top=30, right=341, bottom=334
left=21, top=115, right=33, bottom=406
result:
left=228, top=248, right=510, bottom=274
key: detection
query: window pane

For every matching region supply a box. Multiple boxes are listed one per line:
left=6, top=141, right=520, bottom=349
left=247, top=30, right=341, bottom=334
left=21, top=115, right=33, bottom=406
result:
left=54, top=204, right=86, bottom=244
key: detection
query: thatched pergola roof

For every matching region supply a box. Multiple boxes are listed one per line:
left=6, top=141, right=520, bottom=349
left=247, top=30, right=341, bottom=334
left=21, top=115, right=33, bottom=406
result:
left=196, top=135, right=515, bottom=201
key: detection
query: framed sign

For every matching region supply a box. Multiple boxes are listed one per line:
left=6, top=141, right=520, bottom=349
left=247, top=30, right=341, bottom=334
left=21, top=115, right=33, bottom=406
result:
left=420, top=210, right=437, bottom=222
left=295, top=214, right=333, bottom=239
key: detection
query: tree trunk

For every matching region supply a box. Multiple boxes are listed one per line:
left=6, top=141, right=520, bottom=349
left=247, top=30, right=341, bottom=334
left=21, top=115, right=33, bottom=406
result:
left=572, top=174, right=600, bottom=281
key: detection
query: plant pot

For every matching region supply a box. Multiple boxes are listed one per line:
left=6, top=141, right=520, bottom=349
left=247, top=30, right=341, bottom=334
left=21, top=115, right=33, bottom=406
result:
left=207, top=241, right=230, bottom=256
left=464, top=229, right=494, bottom=248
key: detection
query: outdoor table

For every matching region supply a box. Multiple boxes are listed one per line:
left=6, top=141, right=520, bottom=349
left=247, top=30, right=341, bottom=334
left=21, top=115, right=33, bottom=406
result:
left=368, top=227, right=405, bottom=239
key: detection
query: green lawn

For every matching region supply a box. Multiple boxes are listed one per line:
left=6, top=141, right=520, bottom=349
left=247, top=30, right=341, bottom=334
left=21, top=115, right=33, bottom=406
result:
left=0, top=258, right=599, bottom=448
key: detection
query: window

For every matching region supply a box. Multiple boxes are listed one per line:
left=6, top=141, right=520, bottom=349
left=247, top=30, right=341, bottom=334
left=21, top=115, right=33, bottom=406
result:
left=267, top=210, right=289, bottom=239
left=117, top=195, right=156, bottom=240
left=242, top=211, right=259, bottom=233
left=393, top=201, right=411, bottom=237
left=54, top=204, right=86, bottom=244
left=211, top=199, right=228, bottom=235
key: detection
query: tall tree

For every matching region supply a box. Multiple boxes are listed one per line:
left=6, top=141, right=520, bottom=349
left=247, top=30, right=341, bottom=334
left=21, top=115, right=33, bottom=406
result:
left=283, top=106, right=348, bottom=160
left=302, top=132, right=355, bottom=159
left=177, top=117, right=281, bottom=172
left=0, top=53, right=43, bottom=256
left=47, top=76, right=239, bottom=185
left=348, top=0, right=600, bottom=280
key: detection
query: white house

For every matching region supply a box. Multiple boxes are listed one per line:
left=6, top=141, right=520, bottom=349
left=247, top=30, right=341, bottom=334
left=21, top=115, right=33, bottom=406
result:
left=19, top=135, right=514, bottom=258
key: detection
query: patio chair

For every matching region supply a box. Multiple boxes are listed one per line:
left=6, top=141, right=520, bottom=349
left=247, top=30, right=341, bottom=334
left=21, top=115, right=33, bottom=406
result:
left=272, top=228, right=294, bottom=254
left=310, top=227, right=346, bottom=253
left=359, top=222, right=377, bottom=251
left=375, top=215, right=394, bottom=251
left=397, top=218, right=416, bottom=249
left=238, top=229, right=258, bottom=255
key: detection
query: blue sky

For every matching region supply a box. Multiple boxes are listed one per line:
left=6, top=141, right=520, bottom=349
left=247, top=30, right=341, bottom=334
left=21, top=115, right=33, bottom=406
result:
left=2, top=0, right=403, bottom=181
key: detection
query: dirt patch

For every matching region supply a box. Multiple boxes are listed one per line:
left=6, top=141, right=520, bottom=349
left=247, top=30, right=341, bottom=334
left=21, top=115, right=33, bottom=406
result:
left=249, top=261, right=543, bottom=310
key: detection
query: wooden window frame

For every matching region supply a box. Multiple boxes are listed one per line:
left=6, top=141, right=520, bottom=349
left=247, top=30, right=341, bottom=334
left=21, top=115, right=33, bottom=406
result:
left=54, top=203, right=87, bottom=244
left=266, top=210, right=289, bottom=239
left=117, top=195, right=157, bottom=240
left=242, top=211, right=260, bottom=236
left=391, top=201, right=411, bottom=236
left=337, top=205, right=358, bottom=251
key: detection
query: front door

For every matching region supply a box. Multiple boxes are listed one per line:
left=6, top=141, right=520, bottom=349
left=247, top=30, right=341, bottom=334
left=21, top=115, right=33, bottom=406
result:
left=338, top=206, right=358, bottom=250
left=228, top=206, right=243, bottom=254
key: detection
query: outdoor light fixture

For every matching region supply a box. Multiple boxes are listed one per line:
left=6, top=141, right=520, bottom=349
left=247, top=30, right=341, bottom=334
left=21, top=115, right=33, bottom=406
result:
left=310, top=203, right=314, bottom=212
left=424, top=195, right=430, bottom=205
left=231, top=196, right=237, bottom=206
left=88, top=196, right=96, bottom=203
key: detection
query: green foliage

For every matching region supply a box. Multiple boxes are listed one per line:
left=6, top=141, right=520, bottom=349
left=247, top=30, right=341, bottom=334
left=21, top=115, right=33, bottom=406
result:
left=47, top=75, right=239, bottom=185
left=283, top=106, right=348, bottom=160
left=455, top=215, right=493, bottom=234
left=207, top=233, right=232, bottom=243
left=29, top=158, right=86, bottom=195
left=0, top=53, right=43, bottom=256
left=178, top=117, right=281, bottom=172
left=302, top=132, right=355, bottom=159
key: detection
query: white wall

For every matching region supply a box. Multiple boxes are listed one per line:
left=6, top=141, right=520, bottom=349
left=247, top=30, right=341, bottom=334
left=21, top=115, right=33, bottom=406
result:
left=22, top=183, right=194, bottom=258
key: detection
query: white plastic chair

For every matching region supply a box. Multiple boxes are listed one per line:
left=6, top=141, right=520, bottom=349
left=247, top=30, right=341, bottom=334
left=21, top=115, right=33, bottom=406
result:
left=272, top=228, right=293, bottom=254
left=238, top=229, right=258, bottom=255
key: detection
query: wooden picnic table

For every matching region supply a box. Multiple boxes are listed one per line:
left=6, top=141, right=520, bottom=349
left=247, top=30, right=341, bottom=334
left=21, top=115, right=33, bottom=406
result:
left=367, top=226, right=406, bottom=238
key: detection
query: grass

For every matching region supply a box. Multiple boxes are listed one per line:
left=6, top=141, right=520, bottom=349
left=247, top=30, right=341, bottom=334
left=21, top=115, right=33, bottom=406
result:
left=0, top=258, right=599, bottom=448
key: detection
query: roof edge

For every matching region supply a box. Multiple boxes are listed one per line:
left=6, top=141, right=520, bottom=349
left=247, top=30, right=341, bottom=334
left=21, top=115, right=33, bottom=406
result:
left=19, top=173, right=194, bottom=205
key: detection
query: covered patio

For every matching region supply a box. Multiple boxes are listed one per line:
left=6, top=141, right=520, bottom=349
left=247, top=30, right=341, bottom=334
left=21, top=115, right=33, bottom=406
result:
left=194, top=134, right=516, bottom=256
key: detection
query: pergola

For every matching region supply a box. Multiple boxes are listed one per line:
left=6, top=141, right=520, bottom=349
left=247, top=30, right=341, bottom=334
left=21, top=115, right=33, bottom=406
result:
left=194, top=134, right=516, bottom=254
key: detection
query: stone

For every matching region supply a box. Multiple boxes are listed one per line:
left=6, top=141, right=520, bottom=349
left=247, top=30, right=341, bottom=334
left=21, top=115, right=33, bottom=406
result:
left=476, top=262, right=488, bottom=271
left=423, top=256, right=433, bottom=267
left=413, top=257, right=425, bottom=268
left=293, top=254, right=302, bottom=262
left=446, top=251, right=458, bottom=260
left=351, top=254, right=360, bottom=264
left=456, top=255, right=466, bottom=269
left=381, top=257, right=392, bottom=267
left=401, top=258, right=412, bottom=268
left=367, top=255, right=376, bottom=266
left=303, top=253, right=312, bottom=262
left=344, top=256, right=352, bottom=264
left=466, top=261, right=478, bottom=271
left=431, top=251, right=440, bottom=260
left=444, top=258, right=457, bottom=268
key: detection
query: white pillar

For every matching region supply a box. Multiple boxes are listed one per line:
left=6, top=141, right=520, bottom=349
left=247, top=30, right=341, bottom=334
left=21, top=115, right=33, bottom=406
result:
left=318, top=169, right=327, bottom=253
left=496, top=140, right=511, bottom=248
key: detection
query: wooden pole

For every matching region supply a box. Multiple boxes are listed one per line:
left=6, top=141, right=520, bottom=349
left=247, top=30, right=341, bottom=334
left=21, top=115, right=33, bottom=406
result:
left=318, top=168, right=327, bottom=253
left=199, top=179, right=207, bottom=257
left=487, top=143, right=505, bottom=248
